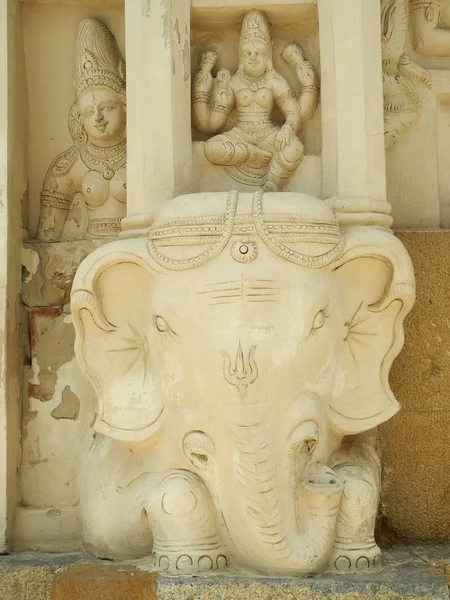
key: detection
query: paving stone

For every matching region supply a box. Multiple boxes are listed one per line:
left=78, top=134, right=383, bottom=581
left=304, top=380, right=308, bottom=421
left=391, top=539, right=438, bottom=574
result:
left=50, top=564, right=157, bottom=600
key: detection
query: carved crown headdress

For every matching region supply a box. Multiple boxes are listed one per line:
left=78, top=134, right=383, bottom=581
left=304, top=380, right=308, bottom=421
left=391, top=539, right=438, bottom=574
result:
left=74, top=18, right=126, bottom=99
left=239, top=10, right=272, bottom=53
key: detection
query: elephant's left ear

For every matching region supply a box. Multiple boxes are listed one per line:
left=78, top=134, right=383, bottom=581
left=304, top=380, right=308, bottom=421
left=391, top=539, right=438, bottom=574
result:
left=329, top=228, right=415, bottom=435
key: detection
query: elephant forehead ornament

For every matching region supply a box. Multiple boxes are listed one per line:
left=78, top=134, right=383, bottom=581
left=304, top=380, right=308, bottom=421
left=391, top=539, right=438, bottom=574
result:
left=71, top=191, right=415, bottom=576
left=147, top=190, right=344, bottom=270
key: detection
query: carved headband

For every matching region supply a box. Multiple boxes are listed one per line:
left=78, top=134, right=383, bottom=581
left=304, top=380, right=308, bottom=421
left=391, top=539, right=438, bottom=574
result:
left=76, top=69, right=125, bottom=97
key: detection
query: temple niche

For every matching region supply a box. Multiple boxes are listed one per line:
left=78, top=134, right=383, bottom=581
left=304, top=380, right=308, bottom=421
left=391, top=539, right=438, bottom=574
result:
left=17, top=3, right=125, bottom=552
left=191, top=4, right=321, bottom=195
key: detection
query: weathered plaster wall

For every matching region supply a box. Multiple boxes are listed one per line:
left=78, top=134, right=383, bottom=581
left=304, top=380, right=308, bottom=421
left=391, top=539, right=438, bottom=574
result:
left=15, top=1, right=124, bottom=550
left=0, top=0, right=28, bottom=552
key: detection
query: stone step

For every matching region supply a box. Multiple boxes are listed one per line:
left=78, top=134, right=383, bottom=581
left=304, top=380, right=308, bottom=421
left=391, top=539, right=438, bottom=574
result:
left=0, top=546, right=447, bottom=600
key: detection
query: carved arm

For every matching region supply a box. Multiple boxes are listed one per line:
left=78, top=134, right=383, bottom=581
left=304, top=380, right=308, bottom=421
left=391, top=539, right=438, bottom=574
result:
left=192, top=52, right=235, bottom=135
left=298, top=69, right=320, bottom=123
left=37, top=146, right=78, bottom=241
left=282, top=43, right=320, bottom=124
left=410, top=0, right=450, bottom=56
left=274, top=77, right=302, bottom=134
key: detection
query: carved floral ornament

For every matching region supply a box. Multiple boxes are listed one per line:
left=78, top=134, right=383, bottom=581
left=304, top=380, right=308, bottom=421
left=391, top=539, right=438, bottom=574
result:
left=71, top=191, right=415, bottom=577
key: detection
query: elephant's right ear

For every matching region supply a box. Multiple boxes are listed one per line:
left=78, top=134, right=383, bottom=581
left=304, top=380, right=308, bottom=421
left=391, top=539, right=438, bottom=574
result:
left=71, top=238, right=164, bottom=443
left=328, top=228, right=415, bottom=436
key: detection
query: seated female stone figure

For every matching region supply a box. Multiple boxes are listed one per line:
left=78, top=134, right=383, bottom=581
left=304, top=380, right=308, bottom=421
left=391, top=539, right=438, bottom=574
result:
left=192, top=10, right=319, bottom=192
left=37, top=18, right=126, bottom=241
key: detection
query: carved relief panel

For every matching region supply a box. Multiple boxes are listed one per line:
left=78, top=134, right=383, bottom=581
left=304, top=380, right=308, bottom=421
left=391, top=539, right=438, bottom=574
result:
left=382, top=0, right=450, bottom=226
left=381, top=0, right=431, bottom=149
left=37, top=18, right=126, bottom=242
left=410, top=0, right=450, bottom=56
left=191, top=6, right=321, bottom=195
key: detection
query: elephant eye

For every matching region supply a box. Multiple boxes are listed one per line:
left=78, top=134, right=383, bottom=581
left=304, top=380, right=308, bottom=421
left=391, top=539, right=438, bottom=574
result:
left=311, top=308, right=329, bottom=332
left=154, top=315, right=171, bottom=333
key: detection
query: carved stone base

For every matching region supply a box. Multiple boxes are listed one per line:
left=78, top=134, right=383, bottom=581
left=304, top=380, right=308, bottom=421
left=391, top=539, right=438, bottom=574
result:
left=0, top=547, right=447, bottom=600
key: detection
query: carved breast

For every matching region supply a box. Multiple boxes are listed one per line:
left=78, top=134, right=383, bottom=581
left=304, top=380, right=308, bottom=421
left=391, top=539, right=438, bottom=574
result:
left=81, top=168, right=127, bottom=209
left=236, top=87, right=273, bottom=110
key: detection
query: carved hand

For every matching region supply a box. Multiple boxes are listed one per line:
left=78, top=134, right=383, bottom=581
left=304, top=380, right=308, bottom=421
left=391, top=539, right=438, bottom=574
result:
left=282, top=42, right=304, bottom=66
left=194, top=51, right=218, bottom=91
left=274, top=123, right=293, bottom=152
left=212, top=77, right=234, bottom=110
left=296, top=61, right=317, bottom=88
left=200, top=50, right=218, bottom=72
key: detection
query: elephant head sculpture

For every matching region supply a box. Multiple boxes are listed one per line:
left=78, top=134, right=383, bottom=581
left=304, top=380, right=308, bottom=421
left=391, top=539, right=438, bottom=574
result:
left=71, top=191, right=415, bottom=576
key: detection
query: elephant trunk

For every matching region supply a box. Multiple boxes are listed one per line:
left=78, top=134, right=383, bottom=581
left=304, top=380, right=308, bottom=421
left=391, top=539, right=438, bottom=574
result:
left=218, top=413, right=343, bottom=574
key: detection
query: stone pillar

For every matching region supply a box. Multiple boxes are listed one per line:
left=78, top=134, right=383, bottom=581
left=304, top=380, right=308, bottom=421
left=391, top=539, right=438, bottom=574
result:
left=0, top=0, right=26, bottom=552
left=318, top=0, right=392, bottom=226
left=0, top=0, right=8, bottom=554
left=122, top=0, right=192, bottom=237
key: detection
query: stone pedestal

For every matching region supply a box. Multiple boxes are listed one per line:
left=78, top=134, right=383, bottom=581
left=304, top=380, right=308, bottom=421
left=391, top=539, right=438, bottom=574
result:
left=0, top=548, right=448, bottom=600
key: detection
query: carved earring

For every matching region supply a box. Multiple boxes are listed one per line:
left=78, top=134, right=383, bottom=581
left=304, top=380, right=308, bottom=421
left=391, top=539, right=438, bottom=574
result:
left=68, top=102, right=88, bottom=146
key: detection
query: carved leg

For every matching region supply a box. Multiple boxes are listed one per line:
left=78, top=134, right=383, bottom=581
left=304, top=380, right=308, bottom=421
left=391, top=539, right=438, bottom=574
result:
left=328, top=434, right=382, bottom=572
left=205, top=135, right=272, bottom=168
left=263, top=137, right=304, bottom=191
left=146, top=470, right=230, bottom=575
left=79, top=435, right=155, bottom=559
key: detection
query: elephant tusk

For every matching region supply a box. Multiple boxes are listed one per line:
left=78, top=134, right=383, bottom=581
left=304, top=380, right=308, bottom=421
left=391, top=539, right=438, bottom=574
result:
left=287, top=420, right=319, bottom=456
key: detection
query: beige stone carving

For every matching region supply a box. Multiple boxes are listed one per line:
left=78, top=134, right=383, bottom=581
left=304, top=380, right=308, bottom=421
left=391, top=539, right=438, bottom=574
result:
left=410, top=0, right=450, bottom=55
left=381, top=0, right=431, bottom=148
left=71, top=191, right=415, bottom=576
left=192, top=10, right=319, bottom=192
left=37, top=18, right=126, bottom=242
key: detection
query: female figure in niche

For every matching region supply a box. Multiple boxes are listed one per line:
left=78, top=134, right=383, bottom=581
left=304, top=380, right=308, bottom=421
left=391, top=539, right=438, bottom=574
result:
left=37, top=18, right=126, bottom=241
left=192, top=9, right=319, bottom=192
left=380, top=0, right=431, bottom=148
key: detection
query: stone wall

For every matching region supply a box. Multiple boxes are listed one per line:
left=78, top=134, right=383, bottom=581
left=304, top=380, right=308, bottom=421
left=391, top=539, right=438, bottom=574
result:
left=380, top=231, right=450, bottom=543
